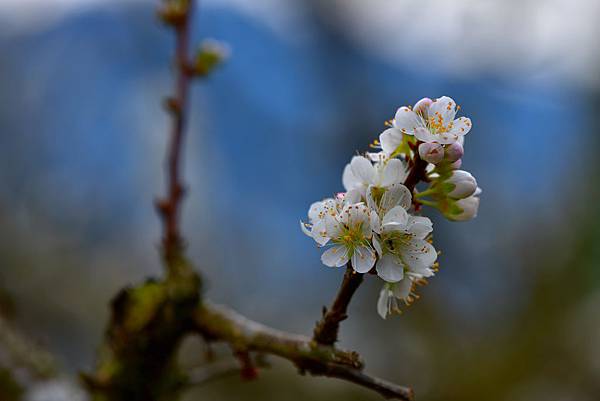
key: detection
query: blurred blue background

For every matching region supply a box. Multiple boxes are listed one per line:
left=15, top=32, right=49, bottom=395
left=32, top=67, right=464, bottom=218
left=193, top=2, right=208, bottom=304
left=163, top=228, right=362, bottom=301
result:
left=1, top=1, right=600, bottom=400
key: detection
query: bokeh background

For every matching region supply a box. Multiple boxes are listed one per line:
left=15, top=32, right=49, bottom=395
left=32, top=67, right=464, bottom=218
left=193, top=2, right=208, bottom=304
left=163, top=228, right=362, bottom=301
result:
left=1, top=0, right=600, bottom=400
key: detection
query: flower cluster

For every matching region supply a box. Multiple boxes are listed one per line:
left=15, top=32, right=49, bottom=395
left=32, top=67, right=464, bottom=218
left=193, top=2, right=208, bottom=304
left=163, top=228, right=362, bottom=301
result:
left=301, top=96, right=481, bottom=319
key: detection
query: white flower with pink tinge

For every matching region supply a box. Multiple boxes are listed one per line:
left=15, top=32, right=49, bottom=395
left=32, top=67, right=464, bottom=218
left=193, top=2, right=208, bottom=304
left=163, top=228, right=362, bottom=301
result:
left=342, top=155, right=407, bottom=197
left=367, top=185, right=437, bottom=284
left=302, top=201, right=377, bottom=273
left=380, top=96, right=472, bottom=153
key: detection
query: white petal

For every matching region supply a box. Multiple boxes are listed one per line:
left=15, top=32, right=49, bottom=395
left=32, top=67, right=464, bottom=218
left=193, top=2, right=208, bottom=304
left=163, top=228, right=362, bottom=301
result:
left=370, top=210, right=381, bottom=234
left=308, top=201, right=323, bottom=223
left=342, top=164, right=360, bottom=191
left=381, top=184, right=412, bottom=212
left=376, top=254, right=404, bottom=282
left=366, top=185, right=377, bottom=211
left=377, top=286, right=391, bottom=319
left=324, top=214, right=343, bottom=238
left=413, top=98, right=432, bottom=117
left=350, top=156, right=375, bottom=185
left=382, top=206, right=409, bottom=228
left=378, top=158, right=405, bottom=187
left=312, top=219, right=330, bottom=246
left=300, top=220, right=313, bottom=237
left=406, top=216, right=433, bottom=239
left=361, top=211, right=373, bottom=238
left=393, top=107, right=425, bottom=135
left=414, top=127, right=438, bottom=143
left=372, top=234, right=383, bottom=256
left=344, top=189, right=362, bottom=204
left=447, top=117, right=472, bottom=137
left=401, top=240, right=437, bottom=272
left=379, top=128, right=403, bottom=154
left=428, top=96, right=457, bottom=127
left=351, top=245, right=376, bottom=273
left=392, top=278, right=413, bottom=300
left=321, top=245, right=350, bottom=267
left=340, top=202, right=369, bottom=228
left=435, top=133, right=460, bottom=145
left=366, top=151, right=386, bottom=162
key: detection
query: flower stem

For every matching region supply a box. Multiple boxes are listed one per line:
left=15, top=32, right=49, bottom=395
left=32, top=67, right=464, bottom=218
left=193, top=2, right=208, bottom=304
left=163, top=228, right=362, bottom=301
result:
left=414, top=188, right=436, bottom=198
left=313, top=266, right=364, bottom=346
left=419, top=199, right=437, bottom=208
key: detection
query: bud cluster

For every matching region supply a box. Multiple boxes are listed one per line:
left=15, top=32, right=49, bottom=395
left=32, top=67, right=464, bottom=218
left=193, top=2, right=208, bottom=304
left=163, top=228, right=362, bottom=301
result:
left=301, top=96, right=481, bottom=319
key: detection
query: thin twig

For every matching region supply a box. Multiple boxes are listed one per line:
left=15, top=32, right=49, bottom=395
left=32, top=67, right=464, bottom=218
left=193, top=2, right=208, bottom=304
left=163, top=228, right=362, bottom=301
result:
left=313, top=266, right=364, bottom=346
left=308, top=363, right=414, bottom=401
left=156, top=0, right=195, bottom=266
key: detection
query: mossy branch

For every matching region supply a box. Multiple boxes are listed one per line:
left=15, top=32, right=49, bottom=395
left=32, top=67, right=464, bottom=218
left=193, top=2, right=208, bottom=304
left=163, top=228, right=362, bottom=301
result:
left=194, top=301, right=413, bottom=401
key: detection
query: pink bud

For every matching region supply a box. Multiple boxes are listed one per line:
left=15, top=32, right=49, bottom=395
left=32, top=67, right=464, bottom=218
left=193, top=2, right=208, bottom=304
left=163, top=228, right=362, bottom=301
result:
left=444, top=142, right=464, bottom=162
left=449, top=159, right=462, bottom=169
left=418, top=142, right=444, bottom=164
left=413, top=97, right=433, bottom=116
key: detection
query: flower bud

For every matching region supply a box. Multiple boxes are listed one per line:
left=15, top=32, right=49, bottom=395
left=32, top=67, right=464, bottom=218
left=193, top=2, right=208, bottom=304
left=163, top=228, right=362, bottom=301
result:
left=418, top=142, right=444, bottom=164
left=413, top=97, right=432, bottom=116
left=194, top=39, right=230, bottom=76
left=451, top=195, right=480, bottom=221
left=447, top=170, right=477, bottom=199
left=157, top=0, right=189, bottom=26
left=444, top=141, right=464, bottom=162
left=449, top=159, right=462, bottom=169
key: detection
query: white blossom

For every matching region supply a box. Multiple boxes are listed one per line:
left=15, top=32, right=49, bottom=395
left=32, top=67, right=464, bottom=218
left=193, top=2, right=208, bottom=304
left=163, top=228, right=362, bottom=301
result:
left=302, top=200, right=376, bottom=272
left=377, top=279, right=413, bottom=319
left=301, top=196, right=344, bottom=245
left=301, top=94, right=480, bottom=319
left=342, top=155, right=407, bottom=197
left=380, top=96, right=472, bottom=153
left=368, top=185, right=437, bottom=283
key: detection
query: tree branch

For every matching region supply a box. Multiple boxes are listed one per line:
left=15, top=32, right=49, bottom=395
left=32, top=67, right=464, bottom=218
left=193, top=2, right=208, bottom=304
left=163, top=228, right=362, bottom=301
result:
left=313, top=266, right=364, bottom=346
left=194, top=302, right=413, bottom=401
left=403, top=147, right=428, bottom=194
left=187, top=355, right=269, bottom=386
left=156, top=0, right=194, bottom=267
